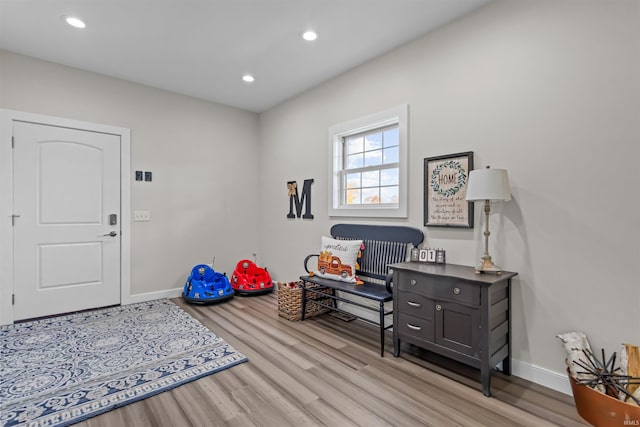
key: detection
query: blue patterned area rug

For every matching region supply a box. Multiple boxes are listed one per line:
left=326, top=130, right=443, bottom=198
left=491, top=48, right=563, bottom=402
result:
left=0, top=299, right=247, bottom=427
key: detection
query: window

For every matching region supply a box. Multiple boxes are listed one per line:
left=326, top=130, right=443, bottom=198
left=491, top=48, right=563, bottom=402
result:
left=329, top=105, right=408, bottom=217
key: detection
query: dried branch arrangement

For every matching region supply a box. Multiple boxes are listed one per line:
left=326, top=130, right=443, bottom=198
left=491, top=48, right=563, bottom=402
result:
left=573, top=348, right=640, bottom=405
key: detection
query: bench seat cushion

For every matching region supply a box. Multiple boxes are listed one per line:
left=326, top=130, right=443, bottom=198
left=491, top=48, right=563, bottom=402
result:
left=299, top=275, right=392, bottom=302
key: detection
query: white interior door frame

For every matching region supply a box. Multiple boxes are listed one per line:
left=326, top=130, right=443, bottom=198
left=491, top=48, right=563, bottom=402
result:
left=0, top=109, right=131, bottom=325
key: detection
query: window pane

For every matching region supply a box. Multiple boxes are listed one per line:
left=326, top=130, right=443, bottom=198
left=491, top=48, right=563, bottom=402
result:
left=330, top=105, right=406, bottom=216
left=381, top=168, right=399, bottom=186
left=364, top=150, right=382, bottom=167
left=383, top=146, right=399, bottom=164
left=346, top=189, right=361, bottom=205
left=346, top=136, right=363, bottom=154
left=362, top=188, right=379, bottom=204
left=381, top=186, right=399, bottom=203
left=364, top=132, right=383, bottom=151
left=362, top=170, right=379, bottom=188
left=346, top=153, right=363, bottom=169
left=346, top=173, right=360, bottom=189
left=383, top=127, right=399, bottom=147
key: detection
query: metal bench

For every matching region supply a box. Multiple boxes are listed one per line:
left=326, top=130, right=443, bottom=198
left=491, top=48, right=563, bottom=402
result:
left=300, top=224, right=424, bottom=356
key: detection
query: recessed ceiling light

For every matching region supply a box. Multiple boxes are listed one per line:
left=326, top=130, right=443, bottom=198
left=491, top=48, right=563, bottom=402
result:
left=242, top=74, right=255, bottom=83
left=302, top=31, right=318, bottom=41
left=64, top=16, right=86, bottom=29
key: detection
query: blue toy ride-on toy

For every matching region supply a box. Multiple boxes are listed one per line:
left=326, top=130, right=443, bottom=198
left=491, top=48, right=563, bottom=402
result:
left=182, top=264, right=233, bottom=304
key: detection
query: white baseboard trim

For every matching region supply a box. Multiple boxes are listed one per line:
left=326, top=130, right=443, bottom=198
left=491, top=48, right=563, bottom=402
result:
left=123, top=288, right=182, bottom=305
left=511, top=359, right=571, bottom=395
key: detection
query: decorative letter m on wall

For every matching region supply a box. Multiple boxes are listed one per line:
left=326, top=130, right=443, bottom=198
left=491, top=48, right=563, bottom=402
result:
left=287, top=179, right=314, bottom=219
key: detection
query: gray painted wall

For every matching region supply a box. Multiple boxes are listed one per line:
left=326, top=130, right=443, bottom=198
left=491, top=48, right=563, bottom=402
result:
left=258, top=0, right=640, bottom=381
left=0, top=50, right=260, bottom=296
left=1, top=0, right=638, bottom=390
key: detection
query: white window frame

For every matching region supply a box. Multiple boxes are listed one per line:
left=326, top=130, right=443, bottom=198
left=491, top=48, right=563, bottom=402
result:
left=328, top=105, right=408, bottom=218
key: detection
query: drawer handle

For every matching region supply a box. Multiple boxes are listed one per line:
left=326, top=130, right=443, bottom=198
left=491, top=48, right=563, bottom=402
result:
left=410, top=279, right=417, bottom=286
left=407, top=323, right=422, bottom=331
left=407, top=301, right=422, bottom=308
left=435, top=304, right=442, bottom=311
left=453, top=287, right=461, bottom=295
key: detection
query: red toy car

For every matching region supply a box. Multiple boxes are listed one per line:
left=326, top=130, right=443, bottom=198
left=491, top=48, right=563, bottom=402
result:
left=231, top=259, right=273, bottom=295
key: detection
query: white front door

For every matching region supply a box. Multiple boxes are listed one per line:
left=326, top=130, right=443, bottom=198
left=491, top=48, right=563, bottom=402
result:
left=12, top=121, right=121, bottom=320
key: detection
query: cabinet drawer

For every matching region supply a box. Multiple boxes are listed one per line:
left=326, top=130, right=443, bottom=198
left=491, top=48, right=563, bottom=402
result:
left=398, top=272, right=480, bottom=306
left=397, top=313, right=434, bottom=342
left=397, top=291, right=434, bottom=320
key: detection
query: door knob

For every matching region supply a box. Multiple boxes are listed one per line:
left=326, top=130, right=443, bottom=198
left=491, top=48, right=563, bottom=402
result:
left=103, top=231, right=117, bottom=237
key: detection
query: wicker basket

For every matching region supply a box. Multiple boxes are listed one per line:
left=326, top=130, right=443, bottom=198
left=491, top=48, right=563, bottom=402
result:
left=277, top=281, right=332, bottom=321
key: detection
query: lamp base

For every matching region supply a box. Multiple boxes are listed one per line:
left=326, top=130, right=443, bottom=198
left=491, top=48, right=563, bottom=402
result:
left=475, top=256, right=503, bottom=274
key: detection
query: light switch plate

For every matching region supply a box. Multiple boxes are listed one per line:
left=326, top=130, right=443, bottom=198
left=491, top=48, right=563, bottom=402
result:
left=134, top=211, right=150, bottom=221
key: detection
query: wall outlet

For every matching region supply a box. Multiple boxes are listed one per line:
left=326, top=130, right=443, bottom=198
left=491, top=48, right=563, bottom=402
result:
left=135, top=171, right=143, bottom=181
left=134, top=211, right=150, bottom=221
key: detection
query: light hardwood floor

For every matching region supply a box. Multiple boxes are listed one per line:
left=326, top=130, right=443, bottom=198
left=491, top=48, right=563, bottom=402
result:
left=78, top=293, right=587, bottom=427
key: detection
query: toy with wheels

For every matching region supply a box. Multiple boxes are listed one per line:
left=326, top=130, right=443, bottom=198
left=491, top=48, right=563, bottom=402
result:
left=231, top=259, right=273, bottom=295
left=182, top=264, right=233, bottom=304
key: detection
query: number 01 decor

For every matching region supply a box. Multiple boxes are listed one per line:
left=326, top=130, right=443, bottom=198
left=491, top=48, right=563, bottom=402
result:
left=424, top=151, right=474, bottom=228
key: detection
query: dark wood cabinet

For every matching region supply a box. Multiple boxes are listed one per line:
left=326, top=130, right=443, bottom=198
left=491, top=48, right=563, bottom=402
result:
left=390, top=262, right=517, bottom=396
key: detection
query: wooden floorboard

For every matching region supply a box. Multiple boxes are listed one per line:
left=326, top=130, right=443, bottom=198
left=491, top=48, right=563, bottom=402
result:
left=77, top=294, right=587, bottom=426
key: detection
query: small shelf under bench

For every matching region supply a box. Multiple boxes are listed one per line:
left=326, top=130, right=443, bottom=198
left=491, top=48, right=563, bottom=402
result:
left=389, top=262, right=517, bottom=396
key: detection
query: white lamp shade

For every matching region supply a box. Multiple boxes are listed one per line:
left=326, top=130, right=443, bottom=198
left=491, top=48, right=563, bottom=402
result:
left=465, top=168, right=511, bottom=201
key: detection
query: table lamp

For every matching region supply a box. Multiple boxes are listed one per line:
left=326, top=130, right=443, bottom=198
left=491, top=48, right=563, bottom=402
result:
left=465, top=166, right=511, bottom=273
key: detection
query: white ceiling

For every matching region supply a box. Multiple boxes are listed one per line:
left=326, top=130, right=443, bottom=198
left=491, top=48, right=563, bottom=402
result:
left=0, top=0, right=490, bottom=112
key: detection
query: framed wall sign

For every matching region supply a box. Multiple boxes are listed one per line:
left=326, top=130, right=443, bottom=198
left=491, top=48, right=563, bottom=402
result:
left=424, top=151, right=474, bottom=228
